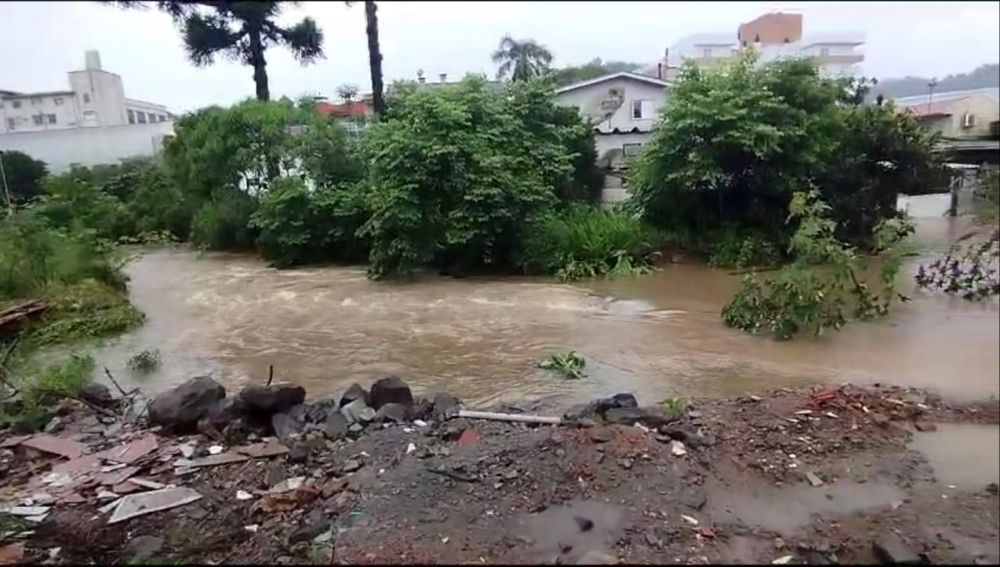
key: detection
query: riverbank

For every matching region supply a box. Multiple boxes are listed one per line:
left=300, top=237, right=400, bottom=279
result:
left=1, top=378, right=997, bottom=564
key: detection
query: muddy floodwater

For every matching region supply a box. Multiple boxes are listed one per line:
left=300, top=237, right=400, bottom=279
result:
left=90, top=209, right=999, bottom=408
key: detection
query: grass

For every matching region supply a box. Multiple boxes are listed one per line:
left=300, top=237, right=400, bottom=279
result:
left=661, top=397, right=689, bottom=415
left=1, top=353, right=95, bottom=432
left=22, top=280, right=144, bottom=348
left=538, top=351, right=587, bottom=379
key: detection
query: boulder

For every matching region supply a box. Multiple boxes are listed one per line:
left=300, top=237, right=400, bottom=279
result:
left=148, top=376, right=226, bottom=431
left=324, top=413, right=349, bottom=440
left=604, top=407, right=673, bottom=428
left=239, top=384, right=306, bottom=416
left=271, top=413, right=303, bottom=442
left=406, top=398, right=433, bottom=422
left=80, top=383, right=115, bottom=408
left=340, top=398, right=375, bottom=424
left=288, top=441, right=312, bottom=464
left=596, top=393, right=638, bottom=413
left=369, top=376, right=413, bottom=409
left=338, top=383, right=369, bottom=408
left=872, top=534, right=922, bottom=564
left=374, top=402, right=408, bottom=423
left=203, top=397, right=246, bottom=430
left=431, top=392, right=461, bottom=421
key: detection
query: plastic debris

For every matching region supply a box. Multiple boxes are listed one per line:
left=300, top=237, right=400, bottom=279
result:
left=413, top=420, right=428, bottom=427
left=244, top=524, right=259, bottom=533
left=3, top=506, right=50, bottom=517
left=670, top=441, right=687, bottom=457
left=772, top=555, right=794, bottom=564
left=236, top=490, right=253, bottom=501
left=805, top=471, right=824, bottom=487
left=681, top=514, right=699, bottom=526
left=268, top=476, right=305, bottom=494
left=108, top=487, right=202, bottom=524
left=208, top=445, right=224, bottom=455
left=406, top=443, right=416, bottom=455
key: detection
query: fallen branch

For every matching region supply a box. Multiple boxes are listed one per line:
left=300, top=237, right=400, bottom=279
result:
left=457, top=409, right=562, bottom=425
left=266, top=365, right=274, bottom=387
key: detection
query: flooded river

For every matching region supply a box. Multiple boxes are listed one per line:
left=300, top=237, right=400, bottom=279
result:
left=90, top=210, right=999, bottom=408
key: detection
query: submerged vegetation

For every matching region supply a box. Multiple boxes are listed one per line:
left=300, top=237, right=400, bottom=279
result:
left=538, top=351, right=587, bottom=379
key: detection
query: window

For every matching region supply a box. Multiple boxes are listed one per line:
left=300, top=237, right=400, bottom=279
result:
left=160, top=115, right=168, bottom=122
left=82, top=93, right=90, bottom=103
left=128, top=109, right=136, bottom=124
left=6, top=118, right=14, bottom=131
left=631, top=99, right=654, bottom=120
left=83, top=110, right=97, bottom=122
left=702, top=48, right=712, bottom=58
left=819, top=47, right=830, bottom=57
left=12, top=100, right=21, bottom=109
left=54, top=97, right=64, bottom=106
left=32, top=114, right=44, bottom=125
left=137, top=111, right=147, bottom=124
left=31, top=97, right=42, bottom=106
left=46, top=114, right=56, bottom=124
left=622, top=143, right=644, bottom=157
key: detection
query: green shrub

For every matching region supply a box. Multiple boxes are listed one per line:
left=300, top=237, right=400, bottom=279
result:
left=520, top=207, right=662, bottom=281
left=190, top=192, right=258, bottom=250
left=32, top=175, right=133, bottom=240
left=27, top=279, right=145, bottom=346
left=126, top=163, right=194, bottom=241
left=0, top=150, right=48, bottom=204
left=539, top=351, right=586, bottom=379
left=706, top=229, right=781, bottom=269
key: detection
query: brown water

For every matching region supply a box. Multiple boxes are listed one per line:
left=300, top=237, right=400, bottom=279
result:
left=89, top=213, right=999, bottom=408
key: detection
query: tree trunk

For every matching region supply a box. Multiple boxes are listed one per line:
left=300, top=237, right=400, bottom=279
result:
left=248, top=26, right=270, bottom=102
left=365, top=0, right=386, bottom=117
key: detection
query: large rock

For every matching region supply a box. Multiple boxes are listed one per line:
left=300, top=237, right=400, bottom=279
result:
left=872, top=534, right=922, bottom=564
left=149, top=376, right=226, bottom=431
left=340, top=399, right=375, bottom=424
left=604, top=407, right=672, bottom=428
left=239, top=384, right=306, bottom=416
left=324, top=413, right=349, bottom=440
left=338, top=383, right=369, bottom=408
left=564, top=393, right=638, bottom=423
left=203, top=397, right=246, bottom=430
left=374, top=403, right=408, bottom=423
left=271, top=413, right=303, bottom=442
left=369, top=376, right=413, bottom=409
left=431, top=392, right=460, bottom=421
left=80, top=383, right=115, bottom=408
left=406, top=398, right=433, bottom=422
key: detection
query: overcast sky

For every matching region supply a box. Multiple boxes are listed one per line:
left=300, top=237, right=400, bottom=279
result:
left=1, top=1, right=998, bottom=113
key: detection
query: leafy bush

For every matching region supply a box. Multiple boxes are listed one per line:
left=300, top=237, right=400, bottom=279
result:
left=190, top=191, right=258, bottom=250
left=128, top=349, right=161, bottom=373
left=0, top=150, right=48, bottom=204
left=722, top=191, right=913, bottom=340
left=705, top=229, right=781, bottom=269
left=629, top=53, right=938, bottom=258
left=360, top=76, right=586, bottom=278
left=32, top=175, right=134, bottom=241
left=520, top=207, right=662, bottom=281
left=252, top=177, right=369, bottom=267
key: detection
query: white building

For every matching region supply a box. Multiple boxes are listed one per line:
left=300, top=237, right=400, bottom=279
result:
left=0, top=50, right=172, bottom=134
left=640, top=13, right=865, bottom=80
left=554, top=72, right=671, bottom=202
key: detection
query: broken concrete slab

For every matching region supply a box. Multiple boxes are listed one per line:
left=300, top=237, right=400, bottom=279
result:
left=108, top=487, right=202, bottom=524
left=126, top=478, right=167, bottom=490
left=94, top=435, right=159, bottom=465
left=873, top=534, right=923, bottom=564
left=20, top=434, right=87, bottom=459
left=805, top=471, right=825, bottom=487
left=235, top=442, right=289, bottom=458
left=98, top=466, right=140, bottom=486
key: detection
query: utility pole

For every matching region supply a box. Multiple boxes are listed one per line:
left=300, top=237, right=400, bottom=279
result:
left=927, top=78, right=938, bottom=114
left=0, top=150, right=13, bottom=217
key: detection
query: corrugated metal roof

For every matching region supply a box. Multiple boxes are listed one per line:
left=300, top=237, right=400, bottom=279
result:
left=894, top=87, right=999, bottom=107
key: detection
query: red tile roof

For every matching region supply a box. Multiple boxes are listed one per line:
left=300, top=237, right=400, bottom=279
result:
left=316, top=101, right=370, bottom=118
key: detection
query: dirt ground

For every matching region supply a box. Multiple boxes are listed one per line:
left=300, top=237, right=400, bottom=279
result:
left=2, top=383, right=998, bottom=565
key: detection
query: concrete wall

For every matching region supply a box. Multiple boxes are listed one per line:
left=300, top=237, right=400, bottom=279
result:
left=556, top=77, right=667, bottom=135
left=0, top=121, right=174, bottom=173
left=0, top=93, right=80, bottom=133
left=738, top=13, right=803, bottom=45
left=941, top=96, right=999, bottom=139
left=68, top=69, right=129, bottom=127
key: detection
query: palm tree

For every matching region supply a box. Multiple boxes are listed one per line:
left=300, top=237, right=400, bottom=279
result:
left=363, top=0, right=386, bottom=117
left=110, top=1, right=324, bottom=102
left=491, top=35, right=553, bottom=82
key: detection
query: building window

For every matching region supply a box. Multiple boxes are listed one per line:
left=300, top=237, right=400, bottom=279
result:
left=54, top=97, right=64, bottom=106
left=12, top=100, right=21, bottom=109
left=622, top=143, right=644, bottom=157
left=161, top=115, right=168, bottom=122
left=32, top=114, right=44, bottom=126
left=83, top=110, right=97, bottom=122
left=631, top=99, right=654, bottom=120
left=6, top=118, right=14, bottom=131
left=702, top=48, right=712, bottom=58
left=82, top=93, right=90, bottom=103
left=137, top=112, right=147, bottom=124
left=46, top=114, right=57, bottom=124
left=819, top=47, right=830, bottom=57
left=31, top=98, right=42, bottom=106
left=128, top=109, right=136, bottom=124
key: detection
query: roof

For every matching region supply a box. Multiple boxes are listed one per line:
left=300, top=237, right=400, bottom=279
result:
left=555, top=72, right=671, bottom=95
left=594, top=125, right=656, bottom=135
left=894, top=87, right=1000, bottom=108
left=903, top=100, right=955, bottom=118
left=125, top=98, right=169, bottom=110
left=799, top=31, right=866, bottom=47
left=316, top=100, right=370, bottom=118
left=1, top=90, right=75, bottom=98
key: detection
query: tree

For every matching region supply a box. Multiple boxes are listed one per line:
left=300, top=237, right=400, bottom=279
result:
left=551, top=58, right=642, bottom=86
left=492, top=35, right=553, bottom=82
left=0, top=150, right=48, bottom=205
left=364, top=0, right=386, bottom=117
left=336, top=83, right=360, bottom=104
left=112, top=1, right=324, bottom=101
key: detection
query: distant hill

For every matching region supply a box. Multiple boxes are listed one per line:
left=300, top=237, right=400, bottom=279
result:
left=873, top=63, right=999, bottom=99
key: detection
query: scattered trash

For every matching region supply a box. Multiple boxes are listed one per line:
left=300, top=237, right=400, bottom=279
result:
left=413, top=420, right=428, bottom=427
left=406, top=443, right=416, bottom=454
left=174, top=452, right=249, bottom=468
left=794, top=410, right=813, bottom=416
left=634, top=422, right=651, bottom=433
left=3, top=506, right=50, bottom=517
left=179, top=442, right=197, bottom=458
left=244, top=524, right=260, bottom=533
left=269, top=477, right=305, bottom=494
left=805, top=471, right=825, bottom=487
left=235, top=442, right=289, bottom=458
left=208, top=445, right=224, bottom=455
left=457, top=429, right=481, bottom=446
left=681, top=514, right=699, bottom=526
left=824, top=412, right=839, bottom=419
left=670, top=440, right=687, bottom=457
left=236, top=490, right=253, bottom=501
left=97, top=490, right=119, bottom=500
left=441, top=537, right=450, bottom=544
left=772, top=555, right=795, bottom=565
left=108, top=487, right=202, bottom=524
left=127, top=478, right=167, bottom=490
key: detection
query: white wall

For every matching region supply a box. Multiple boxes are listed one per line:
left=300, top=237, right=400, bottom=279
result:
left=555, top=77, right=668, bottom=133
left=0, top=121, right=174, bottom=173
left=69, top=69, right=129, bottom=127
left=1, top=93, right=80, bottom=133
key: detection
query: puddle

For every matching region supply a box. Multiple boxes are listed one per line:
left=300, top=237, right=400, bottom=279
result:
left=512, top=499, right=625, bottom=563
left=707, top=479, right=905, bottom=533
left=909, top=423, right=1000, bottom=489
